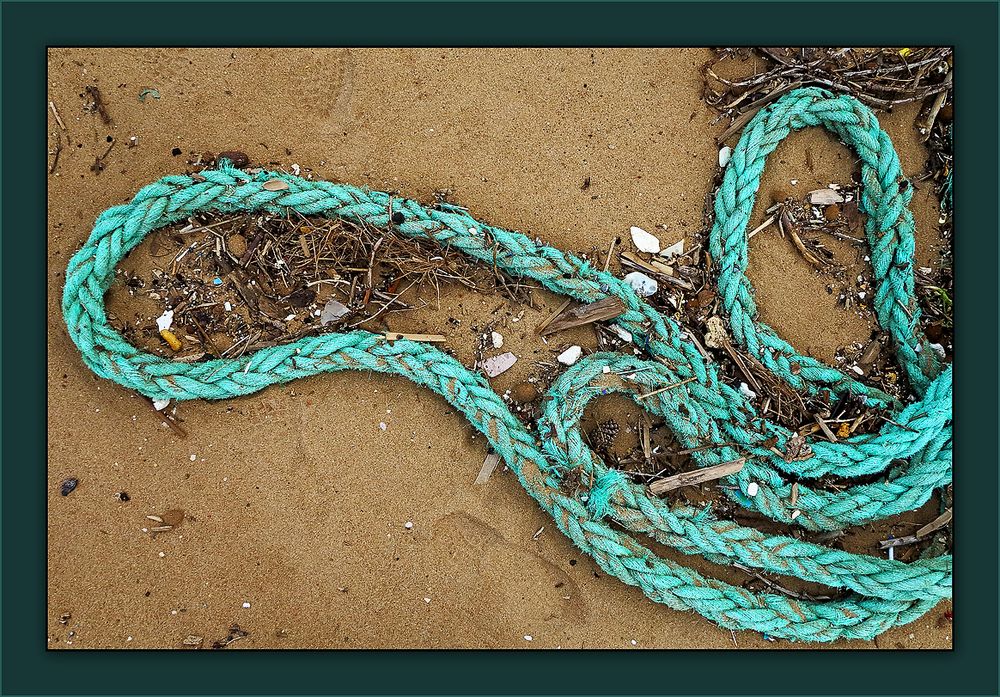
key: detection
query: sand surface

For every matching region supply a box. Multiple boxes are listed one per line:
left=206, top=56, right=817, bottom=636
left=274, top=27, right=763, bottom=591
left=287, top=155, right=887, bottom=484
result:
left=47, top=48, right=951, bottom=649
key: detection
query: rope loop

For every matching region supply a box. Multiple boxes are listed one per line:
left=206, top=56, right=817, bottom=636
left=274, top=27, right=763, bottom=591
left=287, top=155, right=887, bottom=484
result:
left=63, top=88, right=951, bottom=642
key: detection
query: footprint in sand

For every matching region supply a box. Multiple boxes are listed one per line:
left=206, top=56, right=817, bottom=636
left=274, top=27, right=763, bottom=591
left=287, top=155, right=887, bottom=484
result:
left=427, top=511, right=586, bottom=643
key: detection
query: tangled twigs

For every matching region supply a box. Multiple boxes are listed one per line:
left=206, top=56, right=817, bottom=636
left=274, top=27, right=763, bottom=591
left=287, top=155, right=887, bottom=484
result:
left=703, top=48, right=953, bottom=129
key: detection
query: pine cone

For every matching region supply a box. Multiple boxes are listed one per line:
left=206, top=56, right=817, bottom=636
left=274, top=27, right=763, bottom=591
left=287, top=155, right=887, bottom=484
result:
left=590, top=419, right=620, bottom=452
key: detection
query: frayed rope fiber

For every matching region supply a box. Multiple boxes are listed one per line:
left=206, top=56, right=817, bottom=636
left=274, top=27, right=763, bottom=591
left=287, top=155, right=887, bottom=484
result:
left=63, top=88, right=951, bottom=642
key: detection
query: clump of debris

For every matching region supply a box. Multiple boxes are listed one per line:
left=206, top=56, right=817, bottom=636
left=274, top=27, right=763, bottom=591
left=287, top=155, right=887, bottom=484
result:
left=112, top=207, right=532, bottom=362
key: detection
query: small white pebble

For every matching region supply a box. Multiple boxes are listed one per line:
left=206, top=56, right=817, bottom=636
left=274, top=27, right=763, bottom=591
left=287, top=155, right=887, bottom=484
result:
left=718, top=146, right=732, bottom=168
left=424, top=597, right=431, bottom=603
left=158, top=552, right=165, bottom=558
left=242, top=602, right=251, bottom=609
left=491, top=331, right=504, bottom=349
left=379, top=422, right=387, bottom=431
left=224, top=301, right=232, bottom=312
left=557, top=345, right=583, bottom=366
left=747, top=482, right=759, bottom=497
left=523, top=635, right=533, bottom=641
left=602, top=366, right=611, bottom=374
left=790, top=509, right=801, bottom=520
left=404, top=521, right=413, bottom=530
left=630, top=639, right=637, bottom=646
left=189, top=454, right=196, bottom=461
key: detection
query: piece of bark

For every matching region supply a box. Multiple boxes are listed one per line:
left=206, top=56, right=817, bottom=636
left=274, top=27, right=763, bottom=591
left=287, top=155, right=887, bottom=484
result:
left=540, top=297, right=626, bottom=336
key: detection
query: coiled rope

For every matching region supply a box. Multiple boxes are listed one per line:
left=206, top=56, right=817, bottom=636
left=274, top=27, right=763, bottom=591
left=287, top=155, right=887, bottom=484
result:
left=63, top=87, right=951, bottom=642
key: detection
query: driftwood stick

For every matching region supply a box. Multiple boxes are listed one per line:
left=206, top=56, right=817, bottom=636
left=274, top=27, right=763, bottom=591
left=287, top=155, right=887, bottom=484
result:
left=650, top=458, right=746, bottom=495
left=540, top=297, right=626, bottom=336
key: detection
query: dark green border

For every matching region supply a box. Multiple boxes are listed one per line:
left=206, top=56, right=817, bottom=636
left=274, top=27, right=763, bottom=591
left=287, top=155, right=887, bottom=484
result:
left=3, top=1, right=997, bottom=695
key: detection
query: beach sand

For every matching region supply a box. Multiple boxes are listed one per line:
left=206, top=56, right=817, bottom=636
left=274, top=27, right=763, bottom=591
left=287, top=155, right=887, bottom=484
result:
left=47, top=48, right=952, bottom=649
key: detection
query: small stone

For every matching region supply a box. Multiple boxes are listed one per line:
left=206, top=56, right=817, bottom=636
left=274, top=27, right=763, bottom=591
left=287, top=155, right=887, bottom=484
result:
left=557, top=345, right=583, bottom=366
left=704, top=316, right=729, bottom=349
left=790, top=509, right=801, bottom=520
left=718, top=146, right=732, bottom=168
left=738, top=382, right=757, bottom=400
left=60, top=478, right=79, bottom=496
left=612, top=325, right=633, bottom=343
left=747, top=482, right=759, bottom=497
left=523, top=635, right=533, bottom=641
left=630, top=226, right=660, bottom=254
left=404, top=521, right=413, bottom=530
left=482, top=352, right=517, bottom=378
left=511, top=383, right=539, bottom=403
left=491, top=331, right=504, bottom=349
left=623, top=272, right=658, bottom=297
left=242, top=602, right=251, bottom=609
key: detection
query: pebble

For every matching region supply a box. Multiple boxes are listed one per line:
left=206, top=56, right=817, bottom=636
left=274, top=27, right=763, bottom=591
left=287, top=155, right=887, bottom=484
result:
left=629, top=226, right=660, bottom=254
left=623, top=271, right=658, bottom=297
left=404, top=521, right=413, bottom=529
left=738, top=382, right=757, bottom=400
left=718, top=146, right=732, bottom=168
left=747, top=482, right=759, bottom=497
left=523, top=635, right=533, bottom=641
left=59, top=477, right=79, bottom=497
left=557, top=345, right=583, bottom=366
left=482, top=352, right=517, bottom=378
left=491, top=331, right=504, bottom=349
left=242, top=602, right=251, bottom=609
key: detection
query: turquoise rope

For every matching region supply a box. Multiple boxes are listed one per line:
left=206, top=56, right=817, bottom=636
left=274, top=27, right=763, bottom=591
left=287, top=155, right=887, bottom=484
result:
left=62, top=88, right=951, bottom=642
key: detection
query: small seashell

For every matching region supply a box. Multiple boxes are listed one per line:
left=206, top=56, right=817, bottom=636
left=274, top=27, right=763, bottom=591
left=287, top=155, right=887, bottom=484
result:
left=806, top=189, right=845, bottom=206
left=718, top=146, right=732, bottom=168
left=262, top=179, right=289, bottom=191
left=630, top=226, right=660, bottom=254
left=482, top=352, right=517, bottom=378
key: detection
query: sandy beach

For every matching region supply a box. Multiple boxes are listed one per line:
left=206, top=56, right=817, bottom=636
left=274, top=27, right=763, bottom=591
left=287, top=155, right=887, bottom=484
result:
left=47, top=48, right=952, bottom=649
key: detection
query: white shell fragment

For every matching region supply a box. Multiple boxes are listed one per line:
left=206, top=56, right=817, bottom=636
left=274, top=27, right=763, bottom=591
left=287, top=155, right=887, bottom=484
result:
left=660, top=239, right=685, bottom=258
left=491, top=331, right=504, bottom=349
left=718, top=146, right=732, bottom=168
left=739, top=382, right=758, bottom=400
left=747, top=482, right=759, bottom=497
left=320, top=299, right=350, bottom=325
left=482, top=352, right=517, bottom=378
left=630, top=226, right=661, bottom=254
left=806, top=189, right=845, bottom=205
left=612, top=325, right=633, bottom=343
left=557, top=345, right=583, bottom=366
left=156, top=310, right=174, bottom=332
left=152, top=398, right=170, bottom=411
left=623, top=271, right=658, bottom=297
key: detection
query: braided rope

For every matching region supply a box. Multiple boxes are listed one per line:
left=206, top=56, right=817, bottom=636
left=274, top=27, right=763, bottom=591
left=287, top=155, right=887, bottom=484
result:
left=62, top=88, right=951, bottom=642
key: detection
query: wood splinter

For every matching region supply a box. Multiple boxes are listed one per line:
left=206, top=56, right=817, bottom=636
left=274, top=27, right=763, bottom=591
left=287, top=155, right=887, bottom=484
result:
left=649, top=458, right=746, bottom=495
